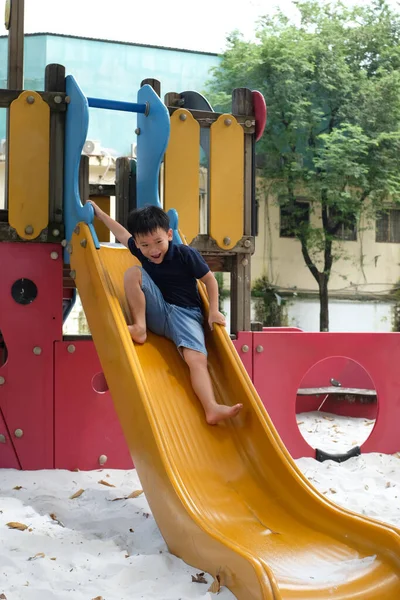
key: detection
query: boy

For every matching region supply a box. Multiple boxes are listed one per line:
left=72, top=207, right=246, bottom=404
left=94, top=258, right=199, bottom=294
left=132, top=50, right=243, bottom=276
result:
left=88, top=202, right=243, bottom=425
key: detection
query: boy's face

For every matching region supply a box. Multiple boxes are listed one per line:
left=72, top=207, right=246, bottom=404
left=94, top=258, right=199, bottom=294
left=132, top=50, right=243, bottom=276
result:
left=134, top=227, right=173, bottom=264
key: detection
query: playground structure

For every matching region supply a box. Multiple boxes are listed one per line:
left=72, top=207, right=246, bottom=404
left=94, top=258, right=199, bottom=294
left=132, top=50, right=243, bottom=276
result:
left=3, top=3, right=400, bottom=597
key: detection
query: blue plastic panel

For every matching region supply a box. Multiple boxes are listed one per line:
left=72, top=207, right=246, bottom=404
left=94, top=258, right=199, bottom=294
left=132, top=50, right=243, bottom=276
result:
left=64, top=75, right=99, bottom=262
left=136, top=85, right=170, bottom=208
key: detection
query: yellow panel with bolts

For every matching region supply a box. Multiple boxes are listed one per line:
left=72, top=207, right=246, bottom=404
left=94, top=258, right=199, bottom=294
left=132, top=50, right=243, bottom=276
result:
left=164, top=109, right=200, bottom=244
left=210, top=114, right=244, bottom=250
left=8, top=91, right=50, bottom=240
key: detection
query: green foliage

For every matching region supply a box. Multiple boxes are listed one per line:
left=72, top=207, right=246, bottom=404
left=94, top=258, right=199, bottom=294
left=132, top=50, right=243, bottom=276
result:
left=252, top=275, right=288, bottom=327
left=207, top=0, right=400, bottom=330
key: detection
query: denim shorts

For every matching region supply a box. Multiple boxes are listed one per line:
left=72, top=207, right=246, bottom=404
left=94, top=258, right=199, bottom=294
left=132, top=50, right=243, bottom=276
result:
left=140, top=268, right=207, bottom=357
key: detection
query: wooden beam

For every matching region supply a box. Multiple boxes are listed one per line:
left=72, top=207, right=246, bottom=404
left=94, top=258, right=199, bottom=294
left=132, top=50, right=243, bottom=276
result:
left=0, top=89, right=67, bottom=110
left=141, top=78, right=161, bottom=96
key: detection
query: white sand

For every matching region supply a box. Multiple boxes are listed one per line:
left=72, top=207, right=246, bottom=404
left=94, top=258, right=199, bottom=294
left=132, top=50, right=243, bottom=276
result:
left=1, top=413, right=400, bottom=599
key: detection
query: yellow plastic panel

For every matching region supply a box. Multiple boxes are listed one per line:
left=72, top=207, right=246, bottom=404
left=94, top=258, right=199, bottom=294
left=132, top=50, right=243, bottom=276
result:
left=91, top=195, right=111, bottom=242
left=8, top=91, right=50, bottom=240
left=210, top=114, right=244, bottom=249
left=71, top=225, right=400, bottom=599
left=164, top=109, right=200, bottom=244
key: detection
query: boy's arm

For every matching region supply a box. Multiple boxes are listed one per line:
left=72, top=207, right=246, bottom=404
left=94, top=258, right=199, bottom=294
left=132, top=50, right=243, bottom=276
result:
left=200, top=271, right=226, bottom=330
left=88, top=201, right=131, bottom=248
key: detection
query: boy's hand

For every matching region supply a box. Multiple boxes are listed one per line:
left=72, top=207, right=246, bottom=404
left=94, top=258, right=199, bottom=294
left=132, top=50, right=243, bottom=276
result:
left=208, top=310, right=226, bottom=331
left=87, top=200, right=102, bottom=218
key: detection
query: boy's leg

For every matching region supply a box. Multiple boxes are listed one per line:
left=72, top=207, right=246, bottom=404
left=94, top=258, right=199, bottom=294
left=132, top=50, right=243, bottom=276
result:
left=183, top=349, right=243, bottom=425
left=124, top=267, right=147, bottom=343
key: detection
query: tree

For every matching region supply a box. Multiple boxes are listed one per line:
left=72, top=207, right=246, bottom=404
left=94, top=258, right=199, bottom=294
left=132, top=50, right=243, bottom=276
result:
left=207, top=0, right=400, bottom=330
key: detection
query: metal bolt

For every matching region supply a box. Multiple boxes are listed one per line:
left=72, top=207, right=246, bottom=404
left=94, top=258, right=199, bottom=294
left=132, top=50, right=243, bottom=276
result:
left=33, top=346, right=42, bottom=355
left=98, top=185, right=103, bottom=191
left=67, top=244, right=73, bottom=255
left=0, top=434, right=5, bottom=444
left=244, top=239, right=251, bottom=248
left=99, top=455, right=108, bottom=466
left=25, top=225, right=34, bottom=235
left=52, top=229, right=60, bottom=237
left=67, top=344, right=76, bottom=354
left=135, top=127, right=141, bottom=135
left=50, top=251, right=59, bottom=260
left=223, top=237, right=231, bottom=246
left=65, top=96, right=71, bottom=104
left=74, top=225, right=80, bottom=235
left=70, top=270, right=76, bottom=280
left=241, top=345, right=249, bottom=353
left=241, top=258, right=249, bottom=267
left=54, top=95, right=63, bottom=104
left=80, top=239, right=87, bottom=248
left=256, top=345, right=264, bottom=353
left=0, top=376, right=5, bottom=385
left=179, top=113, right=187, bottom=121
left=224, top=118, right=232, bottom=126
left=26, top=95, right=35, bottom=104
left=245, top=119, right=252, bottom=128
left=14, top=429, right=23, bottom=438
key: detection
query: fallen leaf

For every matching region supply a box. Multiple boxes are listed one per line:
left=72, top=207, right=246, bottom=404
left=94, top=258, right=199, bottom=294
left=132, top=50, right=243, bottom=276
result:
left=329, top=488, right=337, bottom=494
left=110, top=497, right=125, bottom=502
left=98, top=480, right=115, bottom=488
left=49, top=513, right=65, bottom=527
left=91, top=597, right=103, bottom=600
left=365, top=485, right=369, bottom=491
left=50, top=557, right=57, bottom=561
left=6, top=522, right=28, bottom=531
left=0, top=593, right=7, bottom=599
left=129, top=528, right=134, bottom=533
left=386, top=482, right=392, bottom=488
left=28, top=552, right=45, bottom=561
left=28, top=528, right=33, bottom=532
left=192, top=572, right=208, bottom=584
left=72, top=468, right=80, bottom=472
left=208, top=573, right=221, bottom=594
left=13, top=486, right=22, bottom=490
left=70, top=489, right=84, bottom=500
left=127, top=490, right=143, bottom=499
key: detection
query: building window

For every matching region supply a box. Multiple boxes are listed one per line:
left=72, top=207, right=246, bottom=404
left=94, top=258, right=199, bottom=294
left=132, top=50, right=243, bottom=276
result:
left=376, top=209, right=400, bottom=243
left=280, top=199, right=310, bottom=238
left=335, top=216, right=357, bottom=242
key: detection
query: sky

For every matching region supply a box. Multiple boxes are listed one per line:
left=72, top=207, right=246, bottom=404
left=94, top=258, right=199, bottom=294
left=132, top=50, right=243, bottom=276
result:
left=0, top=0, right=399, bottom=54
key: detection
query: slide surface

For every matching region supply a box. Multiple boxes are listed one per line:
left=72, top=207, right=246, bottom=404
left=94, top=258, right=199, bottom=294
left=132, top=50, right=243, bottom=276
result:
left=71, top=224, right=400, bottom=599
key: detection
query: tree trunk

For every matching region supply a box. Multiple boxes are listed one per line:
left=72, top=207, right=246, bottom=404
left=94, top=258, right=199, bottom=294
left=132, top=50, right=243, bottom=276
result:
left=318, top=273, right=329, bottom=332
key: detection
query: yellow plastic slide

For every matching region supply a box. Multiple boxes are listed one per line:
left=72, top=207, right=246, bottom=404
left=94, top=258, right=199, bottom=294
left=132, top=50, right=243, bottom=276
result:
left=71, top=223, right=400, bottom=599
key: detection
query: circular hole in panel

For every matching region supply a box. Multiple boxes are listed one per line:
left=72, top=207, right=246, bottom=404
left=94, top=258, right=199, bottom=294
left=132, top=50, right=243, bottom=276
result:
left=92, top=372, right=109, bottom=394
left=295, top=356, right=377, bottom=453
left=11, top=278, right=38, bottom=305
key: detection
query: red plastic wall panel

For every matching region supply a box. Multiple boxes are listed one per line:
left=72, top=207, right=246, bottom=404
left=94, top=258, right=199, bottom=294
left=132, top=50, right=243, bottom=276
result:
left=233, top=331, right=253, bottom=379
left=253, top=332, right=400, bottom=458
left=0, top=243, right=63, bottom=469
left=54, top=340, right=134, bottom=470
left=0, top=408, right=20, bottom=469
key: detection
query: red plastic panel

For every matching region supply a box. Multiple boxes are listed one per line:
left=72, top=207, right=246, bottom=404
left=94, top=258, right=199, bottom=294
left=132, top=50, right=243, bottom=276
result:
left=0, top=243, right=63, bottom=469
left=252, top=90, right=267, bottom=142
left=233, top=331, right=253, bottom=379
left=0, top=408, right=20, bottom=469
left=253, top=332, right=400, bottom=458
left=55, top=340, right=134, bottom=470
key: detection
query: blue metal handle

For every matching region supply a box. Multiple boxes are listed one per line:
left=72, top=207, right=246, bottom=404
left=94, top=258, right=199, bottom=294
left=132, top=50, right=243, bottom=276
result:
left=87, top=97, right=148, bottom=114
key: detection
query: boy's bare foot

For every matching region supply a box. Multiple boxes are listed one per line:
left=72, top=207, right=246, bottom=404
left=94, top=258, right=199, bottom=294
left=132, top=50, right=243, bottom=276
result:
left=206, top=403, right=243, bottom=426
left=128, top=324, right=147, bottom=344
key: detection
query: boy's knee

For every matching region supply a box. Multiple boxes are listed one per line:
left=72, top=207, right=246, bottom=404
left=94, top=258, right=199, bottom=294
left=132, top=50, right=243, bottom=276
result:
left=183, top=348, right=207, bottom=369
left=124, top=266, right=142, bottom=288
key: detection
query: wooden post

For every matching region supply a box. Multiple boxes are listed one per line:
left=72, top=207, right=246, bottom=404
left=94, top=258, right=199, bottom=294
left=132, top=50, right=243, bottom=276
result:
left=5, top=0, right=25, bottom=210
left=79, top=155, right=90, bottom=205
left=45, top=64, right=66, bottom=224
left=141, top=78, right=161, bottom=97
left=7, top=0, right=25, bottom=90
left=115, top=157, right=135, bottom=230
left=230, top=88, right=254, bottom=334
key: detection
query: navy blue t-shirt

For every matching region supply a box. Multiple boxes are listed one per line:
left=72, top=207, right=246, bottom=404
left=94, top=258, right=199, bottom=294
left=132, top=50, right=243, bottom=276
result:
left=128, top=238, right=210, bottom=309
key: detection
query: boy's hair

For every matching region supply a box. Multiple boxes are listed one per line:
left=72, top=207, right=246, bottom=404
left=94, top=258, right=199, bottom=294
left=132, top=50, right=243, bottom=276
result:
left=127, top=205, right=170, bottom=238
